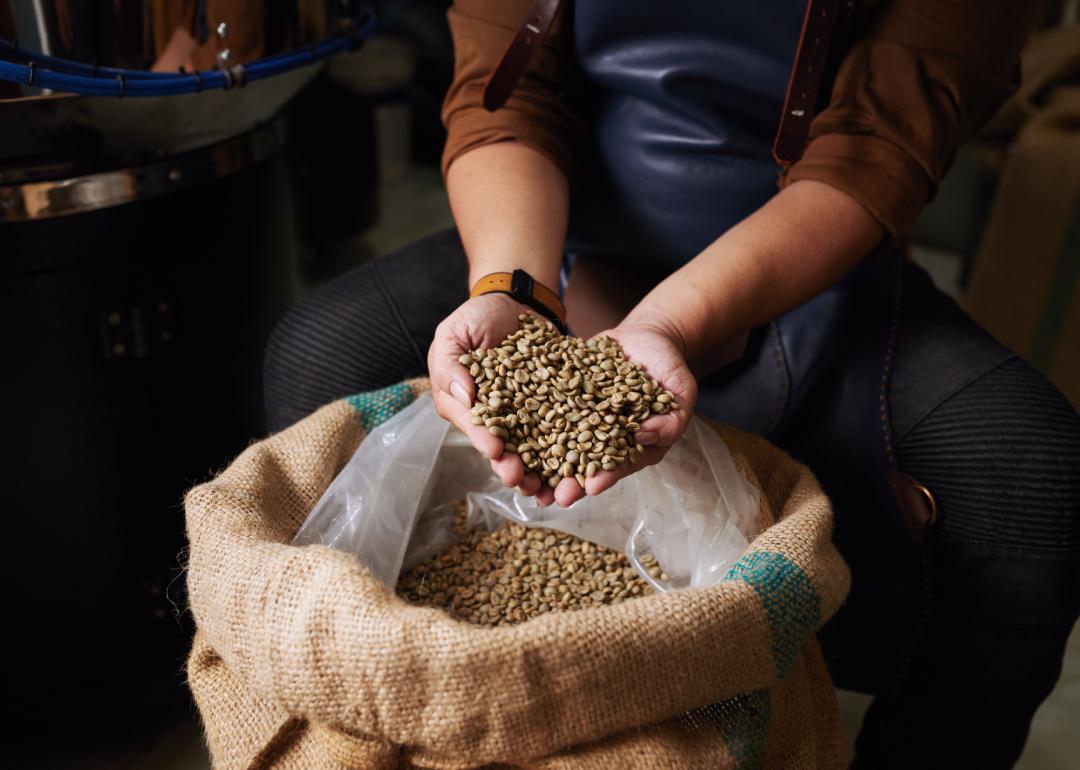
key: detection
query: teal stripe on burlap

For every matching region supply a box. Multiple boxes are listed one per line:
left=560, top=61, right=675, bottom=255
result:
left=682, top=690, right=772, bottom=770
left=1031, top=192, right=1080, bottom=370
left=346, top=382, right=416, bottom=431
left=723, top=550, right=820, bottom=678
left=697, top=551, right=818, bottom=765
left=717, top=690, right=772, bottom=770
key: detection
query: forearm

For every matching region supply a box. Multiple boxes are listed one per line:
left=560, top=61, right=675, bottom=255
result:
left=623, top=180, right=885, bottom=362
left=446, top=142, right=569, bottom=290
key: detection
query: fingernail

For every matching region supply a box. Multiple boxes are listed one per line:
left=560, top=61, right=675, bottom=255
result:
left=636, top=430, right=659, bottom=446
left=450, top=381, right=471, bottom=408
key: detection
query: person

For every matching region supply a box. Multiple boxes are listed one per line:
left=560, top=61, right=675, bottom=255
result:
left=263, top=1, right=1080, bottom=766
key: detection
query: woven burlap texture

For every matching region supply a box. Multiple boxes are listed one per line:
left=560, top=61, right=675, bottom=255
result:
left=186, top=378, right=850, bottom=769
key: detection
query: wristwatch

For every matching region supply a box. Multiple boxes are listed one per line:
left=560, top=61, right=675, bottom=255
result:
left=470, top=269, right=568, bottom=333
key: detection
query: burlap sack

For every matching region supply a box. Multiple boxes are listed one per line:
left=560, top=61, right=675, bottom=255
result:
left=186, top=378, right=851, bottom=769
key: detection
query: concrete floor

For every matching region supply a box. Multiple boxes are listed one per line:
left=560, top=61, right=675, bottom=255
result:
left=25, top=168, right=1078, bottom=770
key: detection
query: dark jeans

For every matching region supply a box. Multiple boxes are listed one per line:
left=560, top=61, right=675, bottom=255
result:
left=264, top=229, right=1080, bottom=769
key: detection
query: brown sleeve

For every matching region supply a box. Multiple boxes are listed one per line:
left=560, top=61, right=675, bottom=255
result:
left=783, top=0, right=1038, bottom=238
left=440, top=0, right=584, bottom=186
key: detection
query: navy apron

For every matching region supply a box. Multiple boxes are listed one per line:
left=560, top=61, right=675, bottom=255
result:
left=565, top=0, right=932, bottom=696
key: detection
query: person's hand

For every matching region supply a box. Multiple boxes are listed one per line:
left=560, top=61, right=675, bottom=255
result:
left=549, top=318, right=698, bottom=507
left=427, top=294, right=559, bottom=506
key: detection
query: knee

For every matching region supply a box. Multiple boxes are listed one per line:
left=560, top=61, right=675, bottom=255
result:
left=262, top=230, right=464, bottom=432
left=261, top=279, right=349, bottom=432
left=262, top=261, right=423, bottom=431
left=896, top=357, right=1080, bottom=551
left=263, top=262, right=373, bottom=390
left=262, top=297, right=313, bottom=406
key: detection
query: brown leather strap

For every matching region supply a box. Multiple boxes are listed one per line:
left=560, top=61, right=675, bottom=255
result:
left=482, top=0, right=562, bottom=111
left=773, top=0, right=841, bottom=165
left=471, top=270, right=567, bottom=325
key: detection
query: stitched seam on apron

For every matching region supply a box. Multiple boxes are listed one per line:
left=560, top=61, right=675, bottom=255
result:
left=766, top=321, right=791, bottom=437
left=885, top=262, right=933, bottom=695
left=880, top=265, right=903, bottom=465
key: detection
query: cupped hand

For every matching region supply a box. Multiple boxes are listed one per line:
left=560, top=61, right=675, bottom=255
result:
left=427, top=294, right=559, bottom=506
left=550, top=320, right=698, bottom=507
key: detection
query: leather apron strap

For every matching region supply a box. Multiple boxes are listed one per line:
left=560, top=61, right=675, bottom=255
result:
left=482, top=0, right=563, bottom=111
left=773, top=0, right=842, bottom=165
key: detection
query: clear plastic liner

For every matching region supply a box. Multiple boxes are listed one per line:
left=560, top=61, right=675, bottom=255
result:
left=294, top=393, right=760, bottom=591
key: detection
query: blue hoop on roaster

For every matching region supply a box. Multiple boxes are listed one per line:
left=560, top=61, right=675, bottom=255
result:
left=0, top=7, right=376, bottom=98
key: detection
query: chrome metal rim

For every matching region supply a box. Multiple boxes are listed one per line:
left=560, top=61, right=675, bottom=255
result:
left=0, top=118, right=286, bottom=222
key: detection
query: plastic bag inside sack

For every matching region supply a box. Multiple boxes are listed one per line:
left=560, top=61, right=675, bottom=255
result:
left=293, top=392, right=760, bottom=592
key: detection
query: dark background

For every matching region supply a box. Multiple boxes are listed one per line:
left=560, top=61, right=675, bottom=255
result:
left=0, top=1, right=1076, bottom=767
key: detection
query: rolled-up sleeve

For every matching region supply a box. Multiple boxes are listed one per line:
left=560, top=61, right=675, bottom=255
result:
left=441, top=0, right=584, bottom=186
left=784, top=0, right=1038, bottom=238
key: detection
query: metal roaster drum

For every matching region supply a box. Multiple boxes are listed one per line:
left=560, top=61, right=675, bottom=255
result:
left=0, top=2, right=375, bottom=736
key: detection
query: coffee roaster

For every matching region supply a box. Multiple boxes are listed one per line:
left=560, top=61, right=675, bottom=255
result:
left=0, top=1, right=375, bottom=738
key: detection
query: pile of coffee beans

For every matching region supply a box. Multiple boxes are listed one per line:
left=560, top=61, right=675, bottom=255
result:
left=396, top=502, right=665, bottom=626
left=460, top=315, right=678, bottom=488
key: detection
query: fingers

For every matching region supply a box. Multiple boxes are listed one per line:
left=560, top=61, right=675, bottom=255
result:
left=427, top=295, right=534, bottom=409
left=428, top=323, right=475, bottom=410
left=517, top=472, right=542, bottom=497
left=433, top=388, right=588, bottom=506
left=432, top=389, right=503, bottom=459
left=635, top=410, right=685, bottom=449
left=583, top=467, right=623, bottom=497
left=489, top=452, right=525, bottom=488
left=534, top=484, right=556, bottom=507
left=554, top=477, right=587, bottom=507
left=426, top=393, right=559, bottom=501
left=584, top=446, right=666, bottom=496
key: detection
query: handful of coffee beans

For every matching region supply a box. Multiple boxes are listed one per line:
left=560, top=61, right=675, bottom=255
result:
left=460, top=315, right=678, bottom=488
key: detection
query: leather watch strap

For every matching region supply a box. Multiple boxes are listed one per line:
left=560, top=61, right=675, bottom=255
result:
left=471, top=269, right=567, bottom=330
left=773, top=0, right=841, bottom=165
left=482, top=0, right=562, bottom=111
